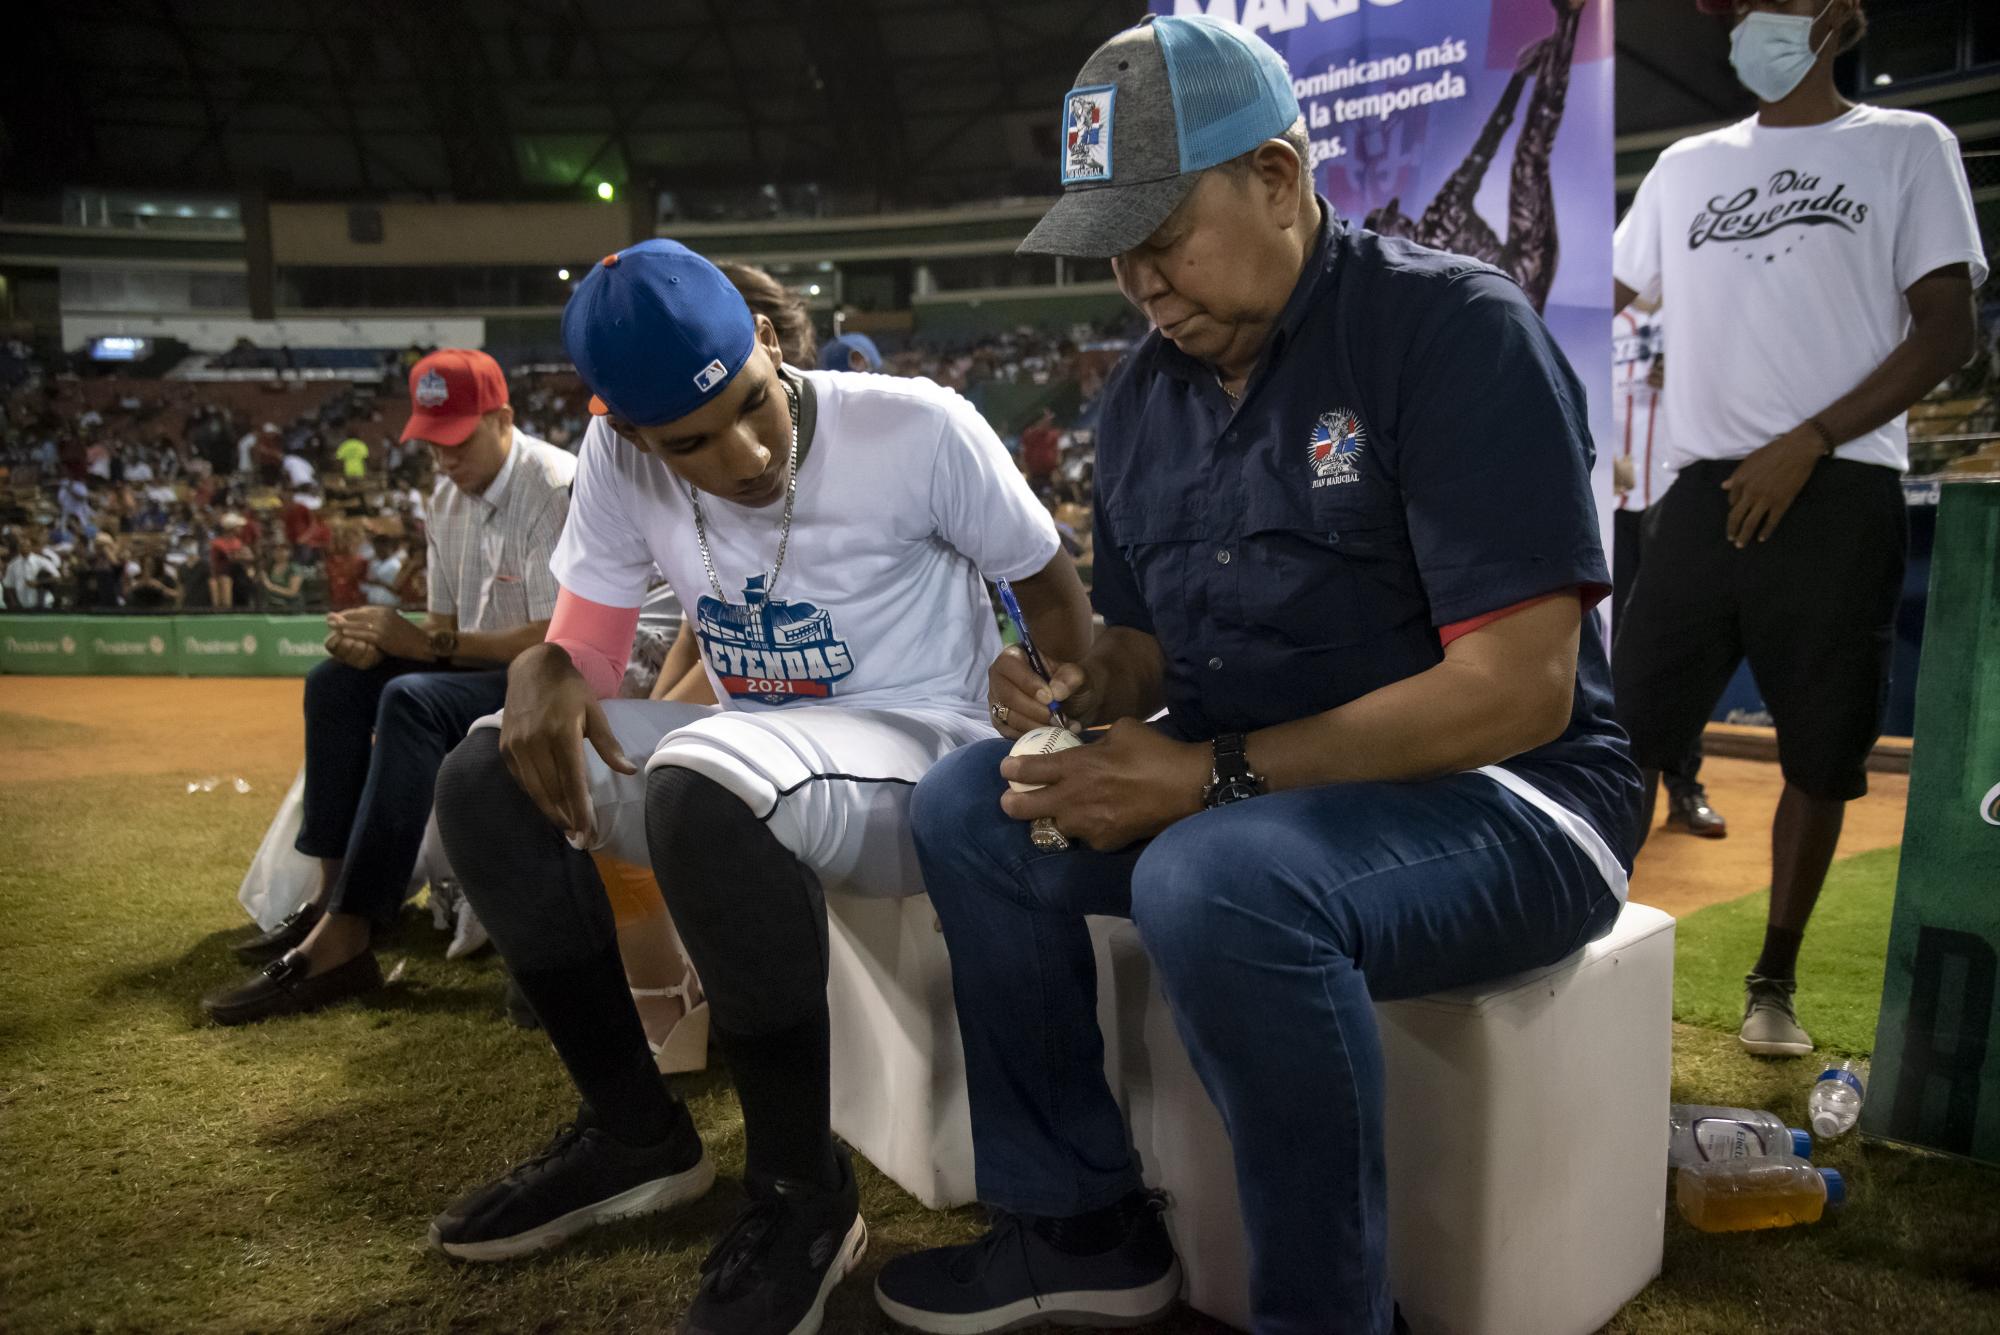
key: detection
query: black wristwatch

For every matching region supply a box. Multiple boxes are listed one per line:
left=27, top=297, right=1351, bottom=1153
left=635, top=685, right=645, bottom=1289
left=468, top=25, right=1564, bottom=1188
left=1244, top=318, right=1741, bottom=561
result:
left=1204, top=733, right=1267, bottom=808
left=427, top=627, right=459, bottom=662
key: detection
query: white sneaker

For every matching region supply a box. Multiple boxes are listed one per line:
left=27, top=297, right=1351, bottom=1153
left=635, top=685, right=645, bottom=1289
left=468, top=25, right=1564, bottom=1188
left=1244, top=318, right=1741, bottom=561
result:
left=447, top=891, right=490, bottom=960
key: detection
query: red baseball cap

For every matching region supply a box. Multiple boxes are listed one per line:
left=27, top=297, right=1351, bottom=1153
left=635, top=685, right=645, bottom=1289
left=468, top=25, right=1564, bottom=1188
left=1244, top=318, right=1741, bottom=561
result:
left=402, top=349, right=509, bottom=446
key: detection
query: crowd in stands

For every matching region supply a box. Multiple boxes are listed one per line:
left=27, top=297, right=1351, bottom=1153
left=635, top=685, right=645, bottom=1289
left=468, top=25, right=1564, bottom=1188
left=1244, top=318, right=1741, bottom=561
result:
left=0, top=318, right=1134, bottom=616
left=1, top=339, right=434, bottom=615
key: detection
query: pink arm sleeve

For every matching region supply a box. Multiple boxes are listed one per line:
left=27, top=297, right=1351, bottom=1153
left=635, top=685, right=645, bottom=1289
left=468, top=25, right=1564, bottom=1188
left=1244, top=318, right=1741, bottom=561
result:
left=547, top=585, right=640, bottom=700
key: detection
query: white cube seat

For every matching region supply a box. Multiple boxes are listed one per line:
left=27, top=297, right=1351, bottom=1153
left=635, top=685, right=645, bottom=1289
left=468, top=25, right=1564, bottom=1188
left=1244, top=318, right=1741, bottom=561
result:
left=827, top=893, right=1675, bottom=1335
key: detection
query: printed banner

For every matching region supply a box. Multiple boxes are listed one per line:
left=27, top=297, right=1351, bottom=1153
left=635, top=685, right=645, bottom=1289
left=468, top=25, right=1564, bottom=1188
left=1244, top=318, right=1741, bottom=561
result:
left=1154, top=0, right=1617, bottom=551
left=0, top=617, right=106, bottom=675
left=1864, top=479, right=2000, bottom=1164
left=0, top=615, right=334, bottom=678
left=84, top=620, right=182, bottom=676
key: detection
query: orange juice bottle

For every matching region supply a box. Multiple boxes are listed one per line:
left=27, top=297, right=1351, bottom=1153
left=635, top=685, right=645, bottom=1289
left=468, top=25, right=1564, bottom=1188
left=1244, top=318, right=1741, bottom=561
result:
left=1676, top=1159, right=1847, bottom=1232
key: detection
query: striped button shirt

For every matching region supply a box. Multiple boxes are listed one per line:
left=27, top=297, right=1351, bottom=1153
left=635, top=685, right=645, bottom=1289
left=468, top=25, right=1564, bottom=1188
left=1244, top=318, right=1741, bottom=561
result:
left=426, top=429, right=574, bottom=631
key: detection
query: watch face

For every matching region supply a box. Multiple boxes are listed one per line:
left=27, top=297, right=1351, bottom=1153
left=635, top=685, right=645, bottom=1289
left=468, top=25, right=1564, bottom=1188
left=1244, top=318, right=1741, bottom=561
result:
left=1208, top=779, right=1260, bottom=807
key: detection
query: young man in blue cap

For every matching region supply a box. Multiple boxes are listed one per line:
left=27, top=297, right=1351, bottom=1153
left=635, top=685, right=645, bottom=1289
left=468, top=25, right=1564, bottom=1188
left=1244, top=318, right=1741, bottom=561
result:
left=426, top=240, right=1091, bottom=1335
left=878, top=15, right=1640, bottom=1333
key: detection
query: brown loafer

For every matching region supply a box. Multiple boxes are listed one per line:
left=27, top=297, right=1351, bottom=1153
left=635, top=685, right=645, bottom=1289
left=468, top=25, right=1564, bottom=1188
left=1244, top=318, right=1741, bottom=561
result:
left=202, top=950, right=383, bottom=1026
left=232, top=902, right=324, bottom=963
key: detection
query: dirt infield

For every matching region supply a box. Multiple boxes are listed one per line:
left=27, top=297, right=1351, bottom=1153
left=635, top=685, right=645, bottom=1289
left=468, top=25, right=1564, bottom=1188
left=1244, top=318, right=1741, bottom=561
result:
left=1629, top=755, right=1907, bottom=917
left=0, top=676, right=303, bottom=785
left=0, top=676, right=1907, bottom=917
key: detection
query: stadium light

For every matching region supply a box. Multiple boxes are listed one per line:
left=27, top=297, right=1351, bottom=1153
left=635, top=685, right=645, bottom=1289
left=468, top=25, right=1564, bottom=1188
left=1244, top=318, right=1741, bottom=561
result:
left=808, top=284, right=821, bottom=296
left=558, top=268, right=571, bottom=281
left=596, top=181, right=616, bottom=201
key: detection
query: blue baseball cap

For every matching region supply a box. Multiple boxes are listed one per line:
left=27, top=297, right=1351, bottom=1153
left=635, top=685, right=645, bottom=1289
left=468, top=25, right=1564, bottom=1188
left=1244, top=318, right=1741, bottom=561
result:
left=563, top=239, right=757, bottom=426
left=819, top=332, right=882, bottom=372
left=1020, top=14, right=1300, bottom=258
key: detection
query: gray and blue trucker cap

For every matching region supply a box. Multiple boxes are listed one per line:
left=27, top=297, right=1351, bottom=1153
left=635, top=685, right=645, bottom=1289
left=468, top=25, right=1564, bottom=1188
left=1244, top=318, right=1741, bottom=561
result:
left=1018, top=14, right=1300, bottom=259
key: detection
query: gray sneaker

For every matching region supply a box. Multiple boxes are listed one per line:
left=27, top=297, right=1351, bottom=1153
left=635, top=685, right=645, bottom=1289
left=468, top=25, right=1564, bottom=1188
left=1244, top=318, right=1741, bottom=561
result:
left=1740, top=973, right=1814, bottom=1057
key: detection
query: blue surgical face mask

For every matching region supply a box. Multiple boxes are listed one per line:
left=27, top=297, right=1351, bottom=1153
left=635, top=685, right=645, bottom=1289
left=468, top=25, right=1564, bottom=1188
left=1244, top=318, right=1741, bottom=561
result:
left=1729, top=3, right=1835, bottom=104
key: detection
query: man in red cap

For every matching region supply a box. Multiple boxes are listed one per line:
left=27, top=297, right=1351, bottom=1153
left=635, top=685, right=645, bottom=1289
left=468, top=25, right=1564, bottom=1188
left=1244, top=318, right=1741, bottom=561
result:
left=204, top=349, right=577, bottom=1024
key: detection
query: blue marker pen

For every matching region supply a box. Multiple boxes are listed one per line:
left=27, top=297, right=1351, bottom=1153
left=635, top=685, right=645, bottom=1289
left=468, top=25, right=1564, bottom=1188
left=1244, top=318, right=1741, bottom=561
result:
left=995, top=579, right=1068, bottom=728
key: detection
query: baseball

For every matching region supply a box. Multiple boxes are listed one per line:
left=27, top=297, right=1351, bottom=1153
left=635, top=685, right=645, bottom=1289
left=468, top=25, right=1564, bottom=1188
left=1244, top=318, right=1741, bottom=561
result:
left=1006, top=724, right=1081, bottom=793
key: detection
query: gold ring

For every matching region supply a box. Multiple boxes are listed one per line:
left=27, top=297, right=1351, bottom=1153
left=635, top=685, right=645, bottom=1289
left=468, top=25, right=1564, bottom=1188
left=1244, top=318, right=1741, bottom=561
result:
left=991, top=703, right=1010, bottom=726
left=1030, top=817, right=1070, bottom=852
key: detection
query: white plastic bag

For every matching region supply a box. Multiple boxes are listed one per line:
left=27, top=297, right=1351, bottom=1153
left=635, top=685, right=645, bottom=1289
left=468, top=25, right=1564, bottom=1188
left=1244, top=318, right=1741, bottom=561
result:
left=237, top=769, right=459, bottom=931
left=236, top=766, right=319, bottom=930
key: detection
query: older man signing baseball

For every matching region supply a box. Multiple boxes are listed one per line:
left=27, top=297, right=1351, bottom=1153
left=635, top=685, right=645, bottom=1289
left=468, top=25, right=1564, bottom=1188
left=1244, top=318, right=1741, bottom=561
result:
left=878, top=15, right=1641, bottom=1334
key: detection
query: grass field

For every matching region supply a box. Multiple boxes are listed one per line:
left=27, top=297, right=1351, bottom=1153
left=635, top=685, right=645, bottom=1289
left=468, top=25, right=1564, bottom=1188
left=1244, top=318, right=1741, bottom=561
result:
left=3, top=720, right=1997, bottom=1332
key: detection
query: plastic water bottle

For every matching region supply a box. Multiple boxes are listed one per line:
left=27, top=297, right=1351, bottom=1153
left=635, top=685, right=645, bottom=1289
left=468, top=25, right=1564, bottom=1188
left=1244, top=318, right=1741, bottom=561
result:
left=1668, top=1105, right=1812, bottom=1168
left=1807, top=1060, right=1867, bottom=1140
left=1676, top=1158, right=1847, bottom=1232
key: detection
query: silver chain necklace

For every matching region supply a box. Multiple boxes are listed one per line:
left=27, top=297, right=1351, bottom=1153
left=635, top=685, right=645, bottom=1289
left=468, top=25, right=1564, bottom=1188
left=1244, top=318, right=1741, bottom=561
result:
left=688, top=375, right=801, bottom=602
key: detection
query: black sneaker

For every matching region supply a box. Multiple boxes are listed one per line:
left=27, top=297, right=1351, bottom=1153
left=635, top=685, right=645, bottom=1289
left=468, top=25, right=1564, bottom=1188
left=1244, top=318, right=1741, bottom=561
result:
left=430, top=1097, right=712, bottom=1262
left=1664, top=786, right=1728, bottom=839
left=874, top=1190, right=1181, bottom=1333
left=682, top=1146, right=867, bottom=1335
left=232, top=902, right=323, bottom=963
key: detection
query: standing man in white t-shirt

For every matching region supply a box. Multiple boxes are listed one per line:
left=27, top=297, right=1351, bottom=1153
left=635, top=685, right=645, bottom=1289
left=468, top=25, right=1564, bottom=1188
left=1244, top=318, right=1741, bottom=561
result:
left=1607, top=302, right=1727, bottom=839
left=1613, top=0, right=1984, bottom=1056
left=426, top=240, right=1087, bottom=1334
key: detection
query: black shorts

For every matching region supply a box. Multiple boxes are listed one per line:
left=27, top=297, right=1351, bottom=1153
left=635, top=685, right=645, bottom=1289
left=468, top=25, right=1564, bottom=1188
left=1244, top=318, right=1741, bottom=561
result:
left=1611, top=458, right=1906, bottom=801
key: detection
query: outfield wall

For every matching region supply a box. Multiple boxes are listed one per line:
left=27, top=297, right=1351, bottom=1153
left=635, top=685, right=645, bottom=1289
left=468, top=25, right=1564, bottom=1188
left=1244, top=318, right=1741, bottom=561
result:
left=0, top=615, right=338, bottom=677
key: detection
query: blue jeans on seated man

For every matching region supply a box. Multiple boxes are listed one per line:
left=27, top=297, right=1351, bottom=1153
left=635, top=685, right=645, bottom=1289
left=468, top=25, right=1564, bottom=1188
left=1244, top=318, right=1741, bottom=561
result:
left=295, top=657, right=508, bottom=925
left=911, top=737, right=1627, bottom=1335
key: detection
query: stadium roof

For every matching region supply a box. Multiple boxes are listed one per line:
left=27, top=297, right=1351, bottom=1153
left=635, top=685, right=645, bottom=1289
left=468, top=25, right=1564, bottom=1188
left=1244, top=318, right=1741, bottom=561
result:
left=5, top=1, right=1806, bottom=213
left=12, top=0, right=1149, bottom=213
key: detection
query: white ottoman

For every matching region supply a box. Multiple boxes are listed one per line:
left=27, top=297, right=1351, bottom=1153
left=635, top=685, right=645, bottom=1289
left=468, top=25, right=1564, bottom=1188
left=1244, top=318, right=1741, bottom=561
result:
left=1097, top=901, right=1675, bottom=1333
left=825, top=892, right=978, bottom=1209
left=827, top=896, right=1675, bottom=1334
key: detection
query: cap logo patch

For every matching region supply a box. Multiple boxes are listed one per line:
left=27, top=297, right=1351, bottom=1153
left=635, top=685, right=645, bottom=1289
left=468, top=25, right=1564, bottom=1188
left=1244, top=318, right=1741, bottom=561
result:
left=693, top=359, right=729, bottom=393
left=1061, top=85, right=1115, bottom=185
left=414, top=369, right=450, bottom=409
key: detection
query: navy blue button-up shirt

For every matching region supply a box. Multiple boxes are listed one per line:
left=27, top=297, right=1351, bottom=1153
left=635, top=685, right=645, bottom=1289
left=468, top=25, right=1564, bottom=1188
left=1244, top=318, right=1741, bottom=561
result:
left=1092, top=203, right=1638, bottom=860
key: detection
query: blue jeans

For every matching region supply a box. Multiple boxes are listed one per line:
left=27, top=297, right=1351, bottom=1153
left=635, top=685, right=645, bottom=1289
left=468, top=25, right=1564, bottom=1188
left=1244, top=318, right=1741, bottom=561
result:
left=911, top=739, right=1625, bottom=1335
left=295, top=658, right=507, bottom=925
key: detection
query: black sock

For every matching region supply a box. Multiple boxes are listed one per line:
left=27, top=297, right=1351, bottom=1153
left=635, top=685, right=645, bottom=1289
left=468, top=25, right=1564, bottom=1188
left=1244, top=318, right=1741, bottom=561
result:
left=645, top=765, right=839, bottom=1193
left=1753, top=925, right=1805, bottom=983
left=720, top=1012, right=840, bottom=1192
left=512, top=941, right=680, bottom=1147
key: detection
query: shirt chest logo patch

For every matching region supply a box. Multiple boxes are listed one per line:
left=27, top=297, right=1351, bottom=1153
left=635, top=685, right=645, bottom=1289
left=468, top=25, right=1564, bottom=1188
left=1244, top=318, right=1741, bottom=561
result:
left=1309, top=409, right=1367, bottom=489
left=1061, top=85, right=1114, bottom=185
left=694, top=574, right=855, bottom=705
left=1687, top=169, right=1871, bottom=265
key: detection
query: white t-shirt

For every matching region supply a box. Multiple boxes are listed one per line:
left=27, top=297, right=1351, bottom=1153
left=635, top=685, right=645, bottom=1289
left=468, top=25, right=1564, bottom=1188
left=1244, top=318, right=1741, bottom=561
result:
left=281, top=454, right=315, bottom=488
left=553, top=370, right=1060, bottom=722
left=1611, top=307, right=1671, bottom=510
left=365, top=554, right=404, bottom=606
left=4, top=551, right=60, bottom=609
left=1614, top=106, right=1986, bottom=473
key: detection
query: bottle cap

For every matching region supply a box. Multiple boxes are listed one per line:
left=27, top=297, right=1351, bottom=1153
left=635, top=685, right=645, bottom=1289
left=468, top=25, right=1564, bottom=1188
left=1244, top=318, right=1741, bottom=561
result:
left=1790, top=1128, right=1813, bottom=1159
left=1819, top=1169, right=1847, bottom=1209
left=1812, top=1110, right=1845, bottom=1139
